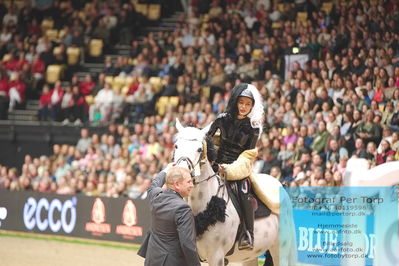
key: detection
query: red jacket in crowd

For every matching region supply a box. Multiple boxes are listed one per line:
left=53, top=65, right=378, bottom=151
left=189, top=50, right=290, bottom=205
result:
left=9, top=79, right=26, bottom=101
left=3, top=58, right=19, bottom=72
left=16, top=58, right=29, bottom=72
left=79, top=80, right=95, bottom=96
left=32, top=58, right=45, bottom=75
left=39, top=90, right=52, bottom=107
left=50, top=87, right=64, bottom=106
left=0, top=77, right=9, bottom=98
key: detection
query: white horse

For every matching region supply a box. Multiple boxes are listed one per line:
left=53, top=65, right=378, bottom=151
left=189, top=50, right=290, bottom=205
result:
left=173, top=120, right=297, bottom=266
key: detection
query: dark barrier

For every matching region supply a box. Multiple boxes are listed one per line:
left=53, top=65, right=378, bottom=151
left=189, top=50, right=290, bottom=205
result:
left=0, top=124, right=109, bottom=168
left=0, top=190, right=150, bottom=244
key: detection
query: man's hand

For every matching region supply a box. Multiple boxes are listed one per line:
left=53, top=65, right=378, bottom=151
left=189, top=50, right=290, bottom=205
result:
left=163, top=162, right=176, bottom=174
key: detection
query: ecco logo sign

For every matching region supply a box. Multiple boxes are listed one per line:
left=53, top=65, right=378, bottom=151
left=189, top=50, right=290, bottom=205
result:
left=23, top=197, right=77, bottom=233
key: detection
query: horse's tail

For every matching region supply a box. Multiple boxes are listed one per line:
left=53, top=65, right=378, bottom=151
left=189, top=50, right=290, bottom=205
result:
left=279, top=187, right=297, bottom=266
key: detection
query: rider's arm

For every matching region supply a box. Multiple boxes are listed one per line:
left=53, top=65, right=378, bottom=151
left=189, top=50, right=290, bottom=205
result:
left=247, top=127, right=260, bottom=149
left=206, top=116, right=222, bottom=137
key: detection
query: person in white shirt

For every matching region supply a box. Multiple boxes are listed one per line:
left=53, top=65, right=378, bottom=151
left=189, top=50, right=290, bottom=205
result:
left=89, top=83, right=114, bottom=124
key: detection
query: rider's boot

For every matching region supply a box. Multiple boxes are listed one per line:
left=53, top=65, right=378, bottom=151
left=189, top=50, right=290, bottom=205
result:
left=238, top=180, right=254, bottom=250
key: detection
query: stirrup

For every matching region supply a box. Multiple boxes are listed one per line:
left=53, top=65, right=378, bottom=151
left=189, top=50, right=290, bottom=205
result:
left=238, top=231, right=254, bottom=250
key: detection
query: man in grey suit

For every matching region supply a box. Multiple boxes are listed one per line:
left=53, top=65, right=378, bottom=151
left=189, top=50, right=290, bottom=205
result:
left=138, top=164, right=201, bottom=266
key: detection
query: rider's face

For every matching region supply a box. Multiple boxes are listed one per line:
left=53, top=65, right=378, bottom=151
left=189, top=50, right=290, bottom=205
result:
left=237, top=96, right=254, bottom=118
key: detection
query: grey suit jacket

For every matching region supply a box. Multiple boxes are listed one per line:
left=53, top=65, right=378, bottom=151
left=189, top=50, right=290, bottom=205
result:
left=138, top=171, right=200, bottom=266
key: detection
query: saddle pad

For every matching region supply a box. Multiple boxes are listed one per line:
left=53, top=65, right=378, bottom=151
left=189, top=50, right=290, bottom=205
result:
left=250, top=173, right=282, bottom=214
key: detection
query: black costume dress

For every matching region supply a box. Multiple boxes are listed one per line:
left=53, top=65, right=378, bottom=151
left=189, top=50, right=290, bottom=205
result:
left=206, top=83, right=260, bottom=250
left=208, top=114, right=259, bottom=164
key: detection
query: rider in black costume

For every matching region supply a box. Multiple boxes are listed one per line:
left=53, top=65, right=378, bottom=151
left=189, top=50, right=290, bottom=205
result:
left=207, top=83, right=264, bottom=250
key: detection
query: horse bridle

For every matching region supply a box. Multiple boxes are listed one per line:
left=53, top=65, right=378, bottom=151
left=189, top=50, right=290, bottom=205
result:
left=174, top=139, right=218, bottom=186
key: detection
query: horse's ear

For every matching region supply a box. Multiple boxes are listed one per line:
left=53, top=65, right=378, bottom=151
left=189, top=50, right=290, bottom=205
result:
left=201, top=122, right=213, bottom=135
left=175, top=118, right=184, bottom=132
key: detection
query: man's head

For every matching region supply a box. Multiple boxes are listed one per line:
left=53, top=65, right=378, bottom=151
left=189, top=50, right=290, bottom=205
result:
left=166, top=166, right=193, bottom=198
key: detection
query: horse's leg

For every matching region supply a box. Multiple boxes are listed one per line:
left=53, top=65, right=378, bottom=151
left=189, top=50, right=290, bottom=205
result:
left=263, top=250, right=274, bottom=266
left=269, top=242, right=280, bottom=266
left=207, top=249, right=226, bottom=266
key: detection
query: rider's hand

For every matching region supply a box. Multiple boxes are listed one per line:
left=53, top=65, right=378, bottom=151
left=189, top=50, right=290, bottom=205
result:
left=218, top=164, right=226, bottom=176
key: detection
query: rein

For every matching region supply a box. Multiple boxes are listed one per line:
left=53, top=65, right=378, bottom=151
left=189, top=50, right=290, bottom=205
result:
left=174, top=138, right=226, bottom=194
left=175, top=155, right=221, bottom=187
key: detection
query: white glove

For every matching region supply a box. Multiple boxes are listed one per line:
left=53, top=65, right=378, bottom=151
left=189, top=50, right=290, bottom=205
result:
left=163, top=162, right=176, bottom=174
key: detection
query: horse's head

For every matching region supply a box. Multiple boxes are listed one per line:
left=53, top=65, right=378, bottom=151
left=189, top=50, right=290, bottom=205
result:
left=173, top=118, right=212, bottom=178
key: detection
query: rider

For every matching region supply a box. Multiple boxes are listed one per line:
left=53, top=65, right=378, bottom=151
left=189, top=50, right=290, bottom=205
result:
left=207, top=83, right=264, bottom=250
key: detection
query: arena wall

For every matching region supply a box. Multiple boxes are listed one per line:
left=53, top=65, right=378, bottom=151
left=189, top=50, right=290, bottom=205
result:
left=0, top=190, right=150, bottom=244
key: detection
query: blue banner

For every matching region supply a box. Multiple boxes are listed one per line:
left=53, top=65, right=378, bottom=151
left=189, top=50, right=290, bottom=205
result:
left=282, top=186, right=398, bottom=266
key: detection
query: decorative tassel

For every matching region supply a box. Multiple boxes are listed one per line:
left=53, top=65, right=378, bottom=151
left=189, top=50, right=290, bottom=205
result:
left=194, top=196, right=227, bottom=236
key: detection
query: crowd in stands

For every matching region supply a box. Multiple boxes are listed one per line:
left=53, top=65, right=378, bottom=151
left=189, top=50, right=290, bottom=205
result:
left=0, top=0, right=147, bottom=121
left=1, top=0, right=399, bottom=198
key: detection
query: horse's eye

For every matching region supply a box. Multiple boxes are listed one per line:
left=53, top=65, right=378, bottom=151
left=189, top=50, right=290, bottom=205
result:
left=175, top=144, right=178, bottom=149
left=197, top=148, right=203, bottom=153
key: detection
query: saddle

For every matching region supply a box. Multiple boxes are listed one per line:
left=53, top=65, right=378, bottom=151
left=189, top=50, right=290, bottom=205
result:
left=222, top=149, right=282, bottom=214
left=225, top=180, right=270, bottom=257
left=227, top=180, right=271, bottom=220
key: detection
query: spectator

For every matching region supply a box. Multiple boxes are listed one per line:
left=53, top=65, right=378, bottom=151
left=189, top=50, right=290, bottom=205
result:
left=38, top=84, right=51, bottom=121
left=310, top=121, right=330, bottom=155
left=325, top=139, right=348, bottom=166
left=76, top=128, right=92, bottom=154
left=260, top=149, right=281, bottom=175
left=376, top=140, right=395, bottom=165
left=355, top=110, right=381, bottom=144
left=89, top=82, right=114, bottom=124
left=79, top=74, right=95, bottom=96
left=49, top=80, right=64, bottom=121
left=8, top=72, right=26, bottom=111
left=0, top=71, right=9, bottom=119
left=60, top=85, right=74, bottom=124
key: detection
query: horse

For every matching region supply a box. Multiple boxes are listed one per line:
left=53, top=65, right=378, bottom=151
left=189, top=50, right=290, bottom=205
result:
left=173, top=119, right=297, bottom=266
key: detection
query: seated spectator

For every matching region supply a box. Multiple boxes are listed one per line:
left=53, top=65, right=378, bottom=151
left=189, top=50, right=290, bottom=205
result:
left=49, top=80, right=64, bottom=121
left=382, top=101, right=394, bottom=126
left=3, top=52, right=19, bottom=74
left=79, top=74, right=95, bottom=96
left=340, top=112, right=354, bottom=136
left=8, top=72, right=26, bottom=111
left=89, top=82, right=114, bottom=124
left=326, top=139, right=348, bottom=166
left=365, top=141, right=377, bottom=164
left=260, top=149, right=281, bottom=175
left=377, top=140, right=395, bottom=165
left=310, top=121, right=330, bottom=155
left=71, top=85, right=86, bottom=124
left=0, top=71, right=9, bottom=119
left=60, top=85, right=74, bottom=124
left=38, top=84, right=51, bottom=121
left=111, top=87, right=124, bottom=123
left=352, top=138, right=368, bottom=159
left=355, top=110, right=381, bottom=144
left=282, top=125, right=298, bottom=146
left=390, top=102, right=399, bottom=132
left=76, top=128, right=92, bottom=154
